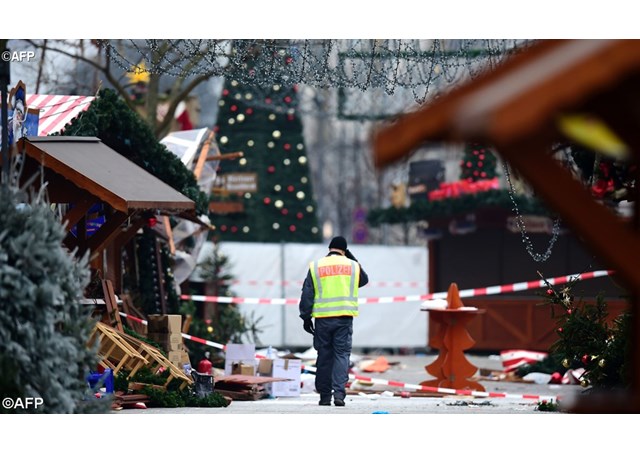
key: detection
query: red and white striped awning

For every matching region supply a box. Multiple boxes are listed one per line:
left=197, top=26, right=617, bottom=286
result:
left=25, top=94, right=95, bottom=136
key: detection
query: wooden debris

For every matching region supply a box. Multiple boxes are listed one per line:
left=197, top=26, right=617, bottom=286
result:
left=88, top=321, right=149, bottom=375
left=89, top=321, right=193, bottom=390
left=121, top=294, right=147, bottom=335
left=101, top=279, right=123, bottom=332
left=112, top=391, right=150, bottom=410
left=214, top=375, right=291, bottom=401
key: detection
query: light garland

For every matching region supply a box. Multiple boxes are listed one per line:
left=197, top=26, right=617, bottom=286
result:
left=98, top=39, right=531, bottom=105
left=502, top=162, right=561, bottom=263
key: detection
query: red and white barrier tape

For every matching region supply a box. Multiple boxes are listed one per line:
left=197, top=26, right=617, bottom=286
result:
left=118, top=312, right=226, bottom=350
left=181, top=269, right=614, bottom=305
left=302, top=364, right=559, bottom=403
left=231, top=279, right=425, bottom=289
left=117, top=312, right=557, bottom=402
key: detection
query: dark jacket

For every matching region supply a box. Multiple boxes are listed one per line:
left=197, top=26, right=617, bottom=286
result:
left=299, top=251, right=369, bottom=321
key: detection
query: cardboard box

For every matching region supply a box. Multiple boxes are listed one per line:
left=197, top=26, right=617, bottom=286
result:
left=168, top=350, right=190, bottom=367
left=271, top=358, right=301, bottom=397
left=148, top=333, right=183, bottom=344
left=224, top=343, right=256, bottom=375
left=231, top=362, right=255, bottom=376
left=147, top=314, right=182, bottom=333
left=148, top=333, right=183, bottom=352
left=257, top=359, right=273, bottom=376
left=168, top=350, right=183, bottom=364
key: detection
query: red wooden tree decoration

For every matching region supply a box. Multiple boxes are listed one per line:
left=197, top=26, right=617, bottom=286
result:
left=421, top=283, right=486, bottom=391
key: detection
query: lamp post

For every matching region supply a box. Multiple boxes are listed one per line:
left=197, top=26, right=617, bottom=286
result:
left=0, top=39, right=10, bottom=182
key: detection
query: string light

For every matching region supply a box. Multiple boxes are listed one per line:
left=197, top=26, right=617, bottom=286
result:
left=503, top=162, right=561, bottom=262
left=97, top=39, right=530, bottom=104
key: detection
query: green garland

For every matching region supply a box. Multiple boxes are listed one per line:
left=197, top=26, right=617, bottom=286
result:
left=367, top=189, right=550, bottom=226
left=114, top=366, right=229, bottom=408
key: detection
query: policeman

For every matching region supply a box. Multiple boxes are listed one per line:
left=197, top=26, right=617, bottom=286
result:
left=299, top=236, right=369, bottom=406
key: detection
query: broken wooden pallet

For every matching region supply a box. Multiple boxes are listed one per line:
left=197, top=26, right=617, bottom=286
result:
left=214, top=375, right=291, bottom=401
left=88, top=321, right=149, bottom=375
left=90, top=321, right=192, bottom=390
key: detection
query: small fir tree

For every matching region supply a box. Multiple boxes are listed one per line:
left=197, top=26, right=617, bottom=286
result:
left=0, top=185, right=109, bottom=413
left=531, top=275, right=631, bottom=390
left=181, top=240, right=261, bottom=363
left=459, top=142, right=498, bottom=182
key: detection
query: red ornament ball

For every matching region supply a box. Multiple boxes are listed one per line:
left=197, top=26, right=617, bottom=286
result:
left=284, top=143, right=291, bottom=151
left=281, top=208, right=288, bottom=215
left=286, top=57, right=293, bottom=64
left=480, top=172, right=487, bottom=178
left=147, top=217, right=157, bottom=228
left=296, top=212, right=303, bottom=220
left=265, top=97, right=272, bottom=104
left=231, top=226, right=238, bottom=233
left=287, top=114, right=295, bottom=121
left=581, top=354, right=590, bottom=365
left=246, top=108, right=254, bottom=115
left=466, top=162, right=472, bottom=168
left=289, top=225, right=296, bottom=232
left=263, top=197, right=271, bottom=204
left=478, top=161, right=484, bottom=168
left=267, top=165, right=275, bottom=173
left=220, top=225, right=228, bottom=232
left=567, top=309, right=572, bottom=315
left=230, top=105, right=238, bottom=112
left=546, top=289, right=554, bottom=295
left=284, top=96, right=292, bottom=103
left=287, top=185, right=295, bottom=192
left=557, top=327, right=563, bottom=333
left=222, top=89, right=229, bottom=96
left=479, top=154, right=485, bottom=160
left=550, top=372, right=563, bottom=384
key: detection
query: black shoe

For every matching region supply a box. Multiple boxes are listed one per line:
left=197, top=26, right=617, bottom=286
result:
left=319, top=399, right=331, bottom=406
left=334, top=399, right=345, bottom=407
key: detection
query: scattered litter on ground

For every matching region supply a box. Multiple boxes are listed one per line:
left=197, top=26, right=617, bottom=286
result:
left=446, top=400, right=494, bottom=407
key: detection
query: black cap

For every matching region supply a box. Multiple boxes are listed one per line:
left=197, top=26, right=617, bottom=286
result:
left=328, top=236, right=348, bottom=251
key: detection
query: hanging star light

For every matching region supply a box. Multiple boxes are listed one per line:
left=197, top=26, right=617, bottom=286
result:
left=126, top=61, right=151, bottom=85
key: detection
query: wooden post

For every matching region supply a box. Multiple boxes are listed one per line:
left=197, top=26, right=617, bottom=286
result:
left=421, top=283, right=485, bottom=391
left=154, top=237, right=167, bottom=314
left=101, top=279, right=123, bottom=333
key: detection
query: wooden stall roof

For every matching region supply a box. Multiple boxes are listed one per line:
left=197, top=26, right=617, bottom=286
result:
left=373, top=39, right=640, bottom=167
left=22, top=136, right=196, bottom=214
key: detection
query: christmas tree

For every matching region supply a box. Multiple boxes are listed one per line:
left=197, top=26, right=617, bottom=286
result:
left=517, top=275, right=631, bottom=391
left=459, top=142, right=498, bottom=182
left=0, top=185, right=108, bottom=413
left=210, top=50, right=321, bottom=243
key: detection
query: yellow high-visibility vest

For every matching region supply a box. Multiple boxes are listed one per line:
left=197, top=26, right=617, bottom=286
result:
left=309, top=255, right=360, bottom=318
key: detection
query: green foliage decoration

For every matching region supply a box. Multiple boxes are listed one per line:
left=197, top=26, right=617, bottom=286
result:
left=367, top=189, right=550, bottom=226
left=60, top=88, right=208, bottom=215
left=0, top=185, right=108, bottom=413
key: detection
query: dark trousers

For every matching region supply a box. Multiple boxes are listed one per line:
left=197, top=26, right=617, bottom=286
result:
left=313, top=316, right=353, bottom=401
